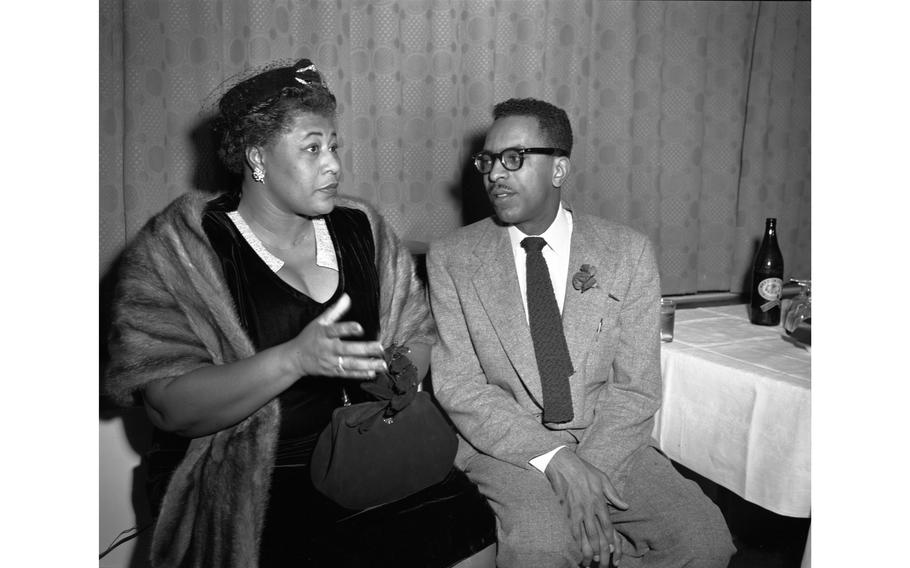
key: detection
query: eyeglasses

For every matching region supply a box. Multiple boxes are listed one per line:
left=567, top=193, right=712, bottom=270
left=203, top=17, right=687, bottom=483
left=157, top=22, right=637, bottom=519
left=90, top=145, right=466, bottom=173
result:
left=472, top=147, right=568, bottom=174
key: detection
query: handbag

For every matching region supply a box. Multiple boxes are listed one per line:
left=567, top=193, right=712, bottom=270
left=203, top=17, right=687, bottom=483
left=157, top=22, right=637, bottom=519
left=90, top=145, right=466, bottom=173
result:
left=309, top=345, right=458, bottom=511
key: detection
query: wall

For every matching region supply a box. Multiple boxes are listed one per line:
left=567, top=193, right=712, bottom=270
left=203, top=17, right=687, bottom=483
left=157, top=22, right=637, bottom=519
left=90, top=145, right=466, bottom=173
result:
left=100, top=411, right=152, bottom=568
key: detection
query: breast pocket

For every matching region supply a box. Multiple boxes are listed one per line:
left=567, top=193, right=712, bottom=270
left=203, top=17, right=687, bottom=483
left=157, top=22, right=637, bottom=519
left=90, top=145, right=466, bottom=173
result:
left=582, top=308, right=620, bottom=381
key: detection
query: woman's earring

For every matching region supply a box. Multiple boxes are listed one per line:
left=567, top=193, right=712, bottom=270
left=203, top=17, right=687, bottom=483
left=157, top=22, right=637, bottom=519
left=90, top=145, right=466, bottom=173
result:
left=252, top=167, right=265, bottom=183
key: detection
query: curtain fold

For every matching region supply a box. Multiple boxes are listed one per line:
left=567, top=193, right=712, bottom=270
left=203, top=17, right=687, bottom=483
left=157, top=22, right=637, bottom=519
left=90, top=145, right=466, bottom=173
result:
left=99, top=0, right=810, bottom=295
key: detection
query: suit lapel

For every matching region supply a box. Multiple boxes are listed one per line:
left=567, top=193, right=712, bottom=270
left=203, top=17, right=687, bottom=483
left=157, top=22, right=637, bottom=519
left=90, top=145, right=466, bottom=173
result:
left=468, top=212, right=624, bottom=406
left=561, top=212, right=619, bottom=369
left=471, top=222, right=545, bottom=406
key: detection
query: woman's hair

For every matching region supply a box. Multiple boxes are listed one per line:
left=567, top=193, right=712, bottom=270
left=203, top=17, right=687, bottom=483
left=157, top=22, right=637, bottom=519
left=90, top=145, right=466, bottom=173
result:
left=215, top=59, right=337, bottom=176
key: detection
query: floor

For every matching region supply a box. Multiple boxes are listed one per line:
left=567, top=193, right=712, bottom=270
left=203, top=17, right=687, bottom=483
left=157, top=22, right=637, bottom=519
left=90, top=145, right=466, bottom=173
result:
left=673, top=463, right=810, bottom=568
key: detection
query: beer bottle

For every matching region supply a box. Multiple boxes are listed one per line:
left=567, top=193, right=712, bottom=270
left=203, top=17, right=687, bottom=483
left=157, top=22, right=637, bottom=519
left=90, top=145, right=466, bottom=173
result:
left=750, top=218, right=784, bottom=325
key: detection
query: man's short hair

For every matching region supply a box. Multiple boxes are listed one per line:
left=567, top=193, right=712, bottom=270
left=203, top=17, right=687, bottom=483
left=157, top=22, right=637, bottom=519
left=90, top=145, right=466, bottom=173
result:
left=492, top=98, right=573, bottom=157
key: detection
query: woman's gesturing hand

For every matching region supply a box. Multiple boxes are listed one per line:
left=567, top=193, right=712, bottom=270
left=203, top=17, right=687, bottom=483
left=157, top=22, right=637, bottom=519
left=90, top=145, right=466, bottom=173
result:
left=285, top=293, right=388, bottom=380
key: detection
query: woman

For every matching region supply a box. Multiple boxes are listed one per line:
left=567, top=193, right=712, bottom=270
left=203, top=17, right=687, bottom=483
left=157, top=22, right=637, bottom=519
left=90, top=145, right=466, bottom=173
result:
left=105, top=58, right=495, bottom=567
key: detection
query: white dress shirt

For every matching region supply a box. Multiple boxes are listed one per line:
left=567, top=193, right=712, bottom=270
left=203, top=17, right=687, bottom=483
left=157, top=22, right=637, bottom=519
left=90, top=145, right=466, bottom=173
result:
left=507, top=203, right=573, bottom=473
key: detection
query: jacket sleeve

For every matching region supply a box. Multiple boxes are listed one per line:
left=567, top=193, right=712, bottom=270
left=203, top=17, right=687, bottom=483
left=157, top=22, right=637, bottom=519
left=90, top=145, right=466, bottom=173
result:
left=427, top=244, right=566, bottom=470
left=575, top=235, right=662, bottom=485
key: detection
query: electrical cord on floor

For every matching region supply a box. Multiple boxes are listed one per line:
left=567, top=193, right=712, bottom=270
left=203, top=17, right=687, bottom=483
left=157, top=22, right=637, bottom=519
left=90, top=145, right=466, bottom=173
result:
left=99, top=522, right=153, bottom=559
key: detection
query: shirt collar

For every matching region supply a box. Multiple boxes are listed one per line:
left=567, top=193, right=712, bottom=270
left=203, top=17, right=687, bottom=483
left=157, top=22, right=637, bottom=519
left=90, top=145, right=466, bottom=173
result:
left=226, top=210, right=338, bottom=273
left=508, top=202, right=573, bottom=258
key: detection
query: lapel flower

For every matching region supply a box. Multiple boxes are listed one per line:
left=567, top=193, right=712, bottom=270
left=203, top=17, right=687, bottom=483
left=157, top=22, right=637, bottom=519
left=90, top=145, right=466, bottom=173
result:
left=572, top=264, right=598, bottom=293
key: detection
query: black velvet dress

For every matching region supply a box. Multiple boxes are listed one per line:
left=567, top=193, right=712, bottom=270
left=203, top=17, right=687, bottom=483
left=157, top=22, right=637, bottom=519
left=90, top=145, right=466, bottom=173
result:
left=144, top=195, right=495, bottom=567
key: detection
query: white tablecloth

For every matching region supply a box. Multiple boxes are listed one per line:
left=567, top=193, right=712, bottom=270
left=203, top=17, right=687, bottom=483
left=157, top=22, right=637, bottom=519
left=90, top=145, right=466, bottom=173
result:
left=653, top=304, right=810, bottom=518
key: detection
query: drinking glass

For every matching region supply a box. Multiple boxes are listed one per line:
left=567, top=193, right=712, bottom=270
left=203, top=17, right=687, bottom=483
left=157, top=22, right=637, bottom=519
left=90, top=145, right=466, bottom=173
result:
left=660, top=298, right=676, bottom=342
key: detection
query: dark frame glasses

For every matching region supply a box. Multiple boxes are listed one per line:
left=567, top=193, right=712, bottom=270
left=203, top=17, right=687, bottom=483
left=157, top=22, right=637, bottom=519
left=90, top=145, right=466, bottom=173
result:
left=472, top=147, right=568, bottom=174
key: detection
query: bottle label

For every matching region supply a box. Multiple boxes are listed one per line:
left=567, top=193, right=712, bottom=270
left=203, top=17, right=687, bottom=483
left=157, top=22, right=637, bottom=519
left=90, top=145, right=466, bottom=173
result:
left=757, top=277, right=782, bottom=312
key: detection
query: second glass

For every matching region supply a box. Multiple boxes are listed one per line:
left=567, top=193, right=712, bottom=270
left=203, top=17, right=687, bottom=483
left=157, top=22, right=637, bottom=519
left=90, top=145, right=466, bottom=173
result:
left=660, top=298, right=676, bottom=342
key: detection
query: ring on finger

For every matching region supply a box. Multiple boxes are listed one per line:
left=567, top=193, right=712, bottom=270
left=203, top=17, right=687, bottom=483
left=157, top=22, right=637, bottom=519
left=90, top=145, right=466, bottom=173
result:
left=337, top=356, right=345, bottom=373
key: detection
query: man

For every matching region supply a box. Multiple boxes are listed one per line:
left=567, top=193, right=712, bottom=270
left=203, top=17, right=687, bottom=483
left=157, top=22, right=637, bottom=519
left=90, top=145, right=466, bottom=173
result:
left=427, top=98, right=735, bottom=568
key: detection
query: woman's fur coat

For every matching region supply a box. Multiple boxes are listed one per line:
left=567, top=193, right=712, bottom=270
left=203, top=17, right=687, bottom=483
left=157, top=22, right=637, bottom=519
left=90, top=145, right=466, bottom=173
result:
left=105, top=191, right=435, bottom=567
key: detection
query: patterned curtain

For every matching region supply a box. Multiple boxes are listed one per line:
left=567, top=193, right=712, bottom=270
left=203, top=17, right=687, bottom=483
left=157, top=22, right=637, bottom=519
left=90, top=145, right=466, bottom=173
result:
left=99, top=0, right=810, bottom=295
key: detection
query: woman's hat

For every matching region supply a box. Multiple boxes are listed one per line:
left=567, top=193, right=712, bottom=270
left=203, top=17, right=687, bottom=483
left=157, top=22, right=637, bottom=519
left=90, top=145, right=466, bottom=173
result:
left=218, top=58, right=326, bottom=121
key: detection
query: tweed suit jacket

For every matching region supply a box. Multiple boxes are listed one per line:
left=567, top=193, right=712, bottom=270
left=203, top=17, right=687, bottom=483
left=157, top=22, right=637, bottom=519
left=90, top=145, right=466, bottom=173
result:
left=427, top=204, right=662, bottom=490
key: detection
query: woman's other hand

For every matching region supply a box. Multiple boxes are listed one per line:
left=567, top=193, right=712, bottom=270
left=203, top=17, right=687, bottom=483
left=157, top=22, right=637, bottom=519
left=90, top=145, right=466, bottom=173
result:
left=284, top=293, right=388, bottom=380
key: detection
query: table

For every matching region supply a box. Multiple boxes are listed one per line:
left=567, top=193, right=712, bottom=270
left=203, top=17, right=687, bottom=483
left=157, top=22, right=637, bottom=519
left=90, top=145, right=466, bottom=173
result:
left=652, top=304, right=810, bottom=518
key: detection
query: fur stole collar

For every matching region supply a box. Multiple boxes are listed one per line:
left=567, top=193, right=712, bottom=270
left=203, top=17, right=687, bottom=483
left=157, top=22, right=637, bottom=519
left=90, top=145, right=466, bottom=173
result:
left=105, top=191, right=434, bottom=567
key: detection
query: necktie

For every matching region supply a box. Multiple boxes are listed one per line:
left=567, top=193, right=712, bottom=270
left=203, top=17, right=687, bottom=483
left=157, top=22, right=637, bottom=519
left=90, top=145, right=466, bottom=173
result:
left=521, top=237, right=574, bottom=423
